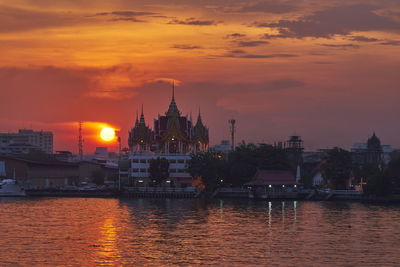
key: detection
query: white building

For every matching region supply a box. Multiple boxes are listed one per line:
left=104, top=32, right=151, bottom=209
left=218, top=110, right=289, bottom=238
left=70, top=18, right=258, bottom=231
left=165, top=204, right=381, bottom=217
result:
left=0, top=129, right=53, bottom=154
left=129, top=153, right=192, bottom=187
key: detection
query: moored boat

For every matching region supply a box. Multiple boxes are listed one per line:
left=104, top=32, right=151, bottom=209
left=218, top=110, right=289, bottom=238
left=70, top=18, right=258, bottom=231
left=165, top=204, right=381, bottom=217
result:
left=0, top=179, right=26, bottom=197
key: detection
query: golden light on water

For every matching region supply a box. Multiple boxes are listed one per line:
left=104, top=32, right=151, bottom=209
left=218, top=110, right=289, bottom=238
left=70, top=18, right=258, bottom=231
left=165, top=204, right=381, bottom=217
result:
left=100, top=127, right=116, bottom=142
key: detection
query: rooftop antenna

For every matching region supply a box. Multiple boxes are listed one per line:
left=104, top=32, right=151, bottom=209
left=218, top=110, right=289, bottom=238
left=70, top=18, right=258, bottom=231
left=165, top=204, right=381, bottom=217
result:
left=78, top=121, right=84, bottom=160
left=228, top=119, right=236, bottom=151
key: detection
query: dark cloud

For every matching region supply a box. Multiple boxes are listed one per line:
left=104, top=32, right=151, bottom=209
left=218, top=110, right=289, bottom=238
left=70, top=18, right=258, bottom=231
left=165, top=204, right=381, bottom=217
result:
left=171, top=44, right=203, bottom=49
left=313, top=61, right=335, bottom=64
left=261, top=33, right=292, bottom=39
left=95, top=11, right=158, bottom=17
left=240, top=53, right=296, bottom=58
left=228, top=1, right=298, bottom=14
left=225, top=33, right=246, bottom=38
left=319, top=43, right=360, bottom=49
left=349, top=36, right=379, bottom=42
left=217, top=52, right=297, bottom=59
left=254, top=4, right=400, bottom=38
left=229, top=49, right=246, bottom=54
left=167, top=18, right=220, bottom=26
left=237, top=40, right=269, bottom=47
left=380, top=40, right=400, bottom=45
left=109, top=17, right=145, bottom=22
left=93, top=10, right=158, bottom=23
left=0, top=5, right=79, bottom=33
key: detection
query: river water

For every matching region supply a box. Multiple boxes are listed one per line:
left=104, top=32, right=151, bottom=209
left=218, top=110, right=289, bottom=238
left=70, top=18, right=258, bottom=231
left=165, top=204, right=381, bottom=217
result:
left=0, top=197, right=399, bottom=266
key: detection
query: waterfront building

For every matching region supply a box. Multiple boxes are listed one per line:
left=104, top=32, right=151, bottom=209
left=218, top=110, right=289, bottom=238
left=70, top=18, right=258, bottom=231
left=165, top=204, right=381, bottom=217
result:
left=352, top=133, right=394, bottom=165
left=273, top=135, right=304, bottom=166
left=0, top=129, right=53, bottom=154
left=210, top=140, right=232, bottom=153
left=127, top=87, right=209, bottom=187
left=0, top=155, right=117, bottom=189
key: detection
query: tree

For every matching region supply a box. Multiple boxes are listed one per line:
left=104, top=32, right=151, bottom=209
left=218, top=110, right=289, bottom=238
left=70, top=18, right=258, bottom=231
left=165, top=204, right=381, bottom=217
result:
left=91, top=170, right=105, bottom=185
left=321, top=147, right=353, bottom=189
left=385, top=156, right=400, bottom=192
left=188, top=152, right=227, bottom=191
left=148, top=157, right=169, bottom=186
left=364, top=171, right=392, bottom=196
left=225, top=143, right=292, bottom=186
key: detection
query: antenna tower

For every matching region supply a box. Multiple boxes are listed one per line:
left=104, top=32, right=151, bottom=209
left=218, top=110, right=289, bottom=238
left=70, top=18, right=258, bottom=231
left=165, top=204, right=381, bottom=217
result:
left=228, top=119, right=236, bottom=151
left=78, top=121, right=83, bottom=160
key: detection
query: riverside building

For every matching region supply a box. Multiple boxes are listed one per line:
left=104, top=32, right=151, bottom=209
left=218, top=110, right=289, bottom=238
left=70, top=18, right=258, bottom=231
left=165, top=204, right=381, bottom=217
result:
left=0, top=129, right=53, bottom=154
left=127, top=87, right=209, bottom=187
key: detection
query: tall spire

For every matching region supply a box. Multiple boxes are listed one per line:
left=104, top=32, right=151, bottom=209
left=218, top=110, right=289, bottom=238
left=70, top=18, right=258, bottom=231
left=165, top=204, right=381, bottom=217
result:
left=172, top=80, right=175, bottom=101
left=140, top=104, right=145, bottom=124
left=135, top=110, right=139, bottom=127
left=196, top=107, right=203, bottom=126
left=166, top=81, right=181, bottom=117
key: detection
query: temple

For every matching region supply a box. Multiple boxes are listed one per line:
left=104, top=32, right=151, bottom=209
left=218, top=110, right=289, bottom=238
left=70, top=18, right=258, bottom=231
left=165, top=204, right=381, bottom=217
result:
left=128, top=86, right=209, bottom=154
left=127, top=85, right=209, bottom=187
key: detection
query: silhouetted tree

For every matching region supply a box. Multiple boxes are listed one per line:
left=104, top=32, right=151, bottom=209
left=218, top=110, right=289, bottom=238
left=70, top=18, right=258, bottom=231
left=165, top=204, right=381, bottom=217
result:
left=386, top=156, right=400, bottom=192
left=321, top=147, right=352, bottom=189
left=188, top=152, right=227, bottom=191
left=225, top=143, right=292, bottom=186
left=148, top=157, right=169, bottom=186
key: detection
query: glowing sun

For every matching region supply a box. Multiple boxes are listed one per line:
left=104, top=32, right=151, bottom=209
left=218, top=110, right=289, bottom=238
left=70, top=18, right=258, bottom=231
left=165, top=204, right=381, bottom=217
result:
left=100, top=127, right=116, bottom=142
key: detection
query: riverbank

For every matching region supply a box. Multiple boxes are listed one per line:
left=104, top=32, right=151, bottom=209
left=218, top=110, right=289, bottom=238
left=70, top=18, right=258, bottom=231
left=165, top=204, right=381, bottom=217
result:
left=22, top=187, right=400, bottom=203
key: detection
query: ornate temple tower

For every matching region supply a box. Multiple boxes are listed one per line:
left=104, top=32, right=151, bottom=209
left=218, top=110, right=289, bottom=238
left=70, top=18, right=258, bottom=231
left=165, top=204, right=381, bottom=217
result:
left=128, top=83, right=209, bottom=155
left=192, top=109, right=209, bottom=152
left=128, top=106, right=153, bottom=153
left=159, top=87, right=191, bottom=154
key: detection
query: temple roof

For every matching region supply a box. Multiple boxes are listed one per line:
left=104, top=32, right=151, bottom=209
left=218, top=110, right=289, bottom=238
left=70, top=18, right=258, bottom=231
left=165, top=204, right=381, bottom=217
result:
left=193, top=109, right=209, bottom=143
left=139, top=104, right=145, bottom=125
left=166, top=83, right=181, bottom=117
left=134, top=111, right=139, bottom=127
left=195, top=108, right=204, bottom=127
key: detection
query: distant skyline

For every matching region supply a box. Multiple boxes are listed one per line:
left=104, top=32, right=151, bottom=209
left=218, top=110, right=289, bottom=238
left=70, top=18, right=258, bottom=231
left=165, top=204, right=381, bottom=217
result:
left=1, top=0, right=399, bottom=152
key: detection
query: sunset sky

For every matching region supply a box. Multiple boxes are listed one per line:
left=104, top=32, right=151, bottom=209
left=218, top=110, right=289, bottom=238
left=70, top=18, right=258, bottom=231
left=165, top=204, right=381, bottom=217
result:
left=1, top=0, right=399, bottom=152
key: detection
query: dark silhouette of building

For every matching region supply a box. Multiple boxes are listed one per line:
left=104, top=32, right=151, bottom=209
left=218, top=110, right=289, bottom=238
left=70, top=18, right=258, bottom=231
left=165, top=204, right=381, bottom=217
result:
left=352, top=133, right=383, bottom=166
left=128, top=86, right=209, bottom=154
left=285, top=135, right=304, bottom=165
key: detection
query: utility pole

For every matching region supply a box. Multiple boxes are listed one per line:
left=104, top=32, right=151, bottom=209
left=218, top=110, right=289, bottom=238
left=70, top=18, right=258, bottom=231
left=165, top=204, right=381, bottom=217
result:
left=228, top=119, right=236, bottom=151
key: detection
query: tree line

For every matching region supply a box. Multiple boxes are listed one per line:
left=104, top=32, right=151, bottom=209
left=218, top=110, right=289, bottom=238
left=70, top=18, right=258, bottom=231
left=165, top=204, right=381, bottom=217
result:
left=147, top=144, right=400, bottom=195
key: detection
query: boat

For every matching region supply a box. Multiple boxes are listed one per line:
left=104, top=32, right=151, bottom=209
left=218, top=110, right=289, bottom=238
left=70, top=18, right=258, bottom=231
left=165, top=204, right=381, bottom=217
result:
left=0, top=179, right=26, bottom=197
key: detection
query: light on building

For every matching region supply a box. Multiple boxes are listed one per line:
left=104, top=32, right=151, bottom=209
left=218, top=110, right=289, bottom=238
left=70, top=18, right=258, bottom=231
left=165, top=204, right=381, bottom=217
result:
left=220, top=179, right=223, bottom=183
left=166, top=180, right=171, bottom=183
left=269, top=185, right=272, bottom=188
left=282, top=185, right=285, bottom=188
left=294, top=185, right=297, bottom=188
left=138, top=180, right=143, bottom=183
